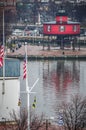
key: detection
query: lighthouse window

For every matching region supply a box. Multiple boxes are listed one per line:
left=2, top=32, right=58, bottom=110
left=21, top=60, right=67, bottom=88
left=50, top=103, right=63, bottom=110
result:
left=47, top=25, right=51, bottom=32
left=60, top=16, right=62, bottom=23
left=73, top=25, right=77, bottom=32
left=60, top=26, right=65, bottom=32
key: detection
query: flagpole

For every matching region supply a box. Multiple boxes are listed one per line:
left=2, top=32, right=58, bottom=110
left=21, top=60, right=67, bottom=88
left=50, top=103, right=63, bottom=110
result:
left=2, top=7, right=5, bottom=94
left=24, top=42, right=30, bottom=130
left=23, top=42, right=39, bottom=130
left=25, top=42, right=28, bottom=92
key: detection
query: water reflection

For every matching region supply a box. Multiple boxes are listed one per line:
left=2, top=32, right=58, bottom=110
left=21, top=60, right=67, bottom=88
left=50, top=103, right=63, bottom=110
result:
left=43, top=60, right=80, bottom=101
left=20, top=60, right=86, bottom=118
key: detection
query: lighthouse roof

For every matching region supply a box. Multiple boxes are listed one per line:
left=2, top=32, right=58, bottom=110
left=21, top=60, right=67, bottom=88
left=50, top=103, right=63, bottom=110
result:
left=43, top=20, right=80, bottom=25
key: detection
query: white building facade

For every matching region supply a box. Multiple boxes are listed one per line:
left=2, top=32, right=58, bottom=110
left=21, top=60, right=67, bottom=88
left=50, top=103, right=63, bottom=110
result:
left=0, top=58, right=20, bottom=122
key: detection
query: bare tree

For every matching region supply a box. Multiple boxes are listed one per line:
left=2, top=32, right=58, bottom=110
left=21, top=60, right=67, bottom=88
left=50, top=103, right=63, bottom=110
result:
left=59, top=95, right=86, bottom=130
left=10, top=109, right=46, bottom=130
left=30, top=111, right=44, bottom=130
left=10, top=109, right=28, bottom=130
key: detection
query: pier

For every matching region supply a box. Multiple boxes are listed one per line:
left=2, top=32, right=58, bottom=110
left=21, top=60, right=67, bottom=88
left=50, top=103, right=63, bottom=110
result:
left=7, top=45, right=86, bottom=60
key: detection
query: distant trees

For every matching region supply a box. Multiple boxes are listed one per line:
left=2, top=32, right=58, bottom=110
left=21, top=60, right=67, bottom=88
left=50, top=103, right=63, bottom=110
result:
left=59, top=95, right=86, bottom=130
left=16, top=2, right=27, bottom=21
left=30, top=111, right=44, bottom=130
left=16, top=0, right=86, bottom=25
left=75, top=2, right=86, bottom=22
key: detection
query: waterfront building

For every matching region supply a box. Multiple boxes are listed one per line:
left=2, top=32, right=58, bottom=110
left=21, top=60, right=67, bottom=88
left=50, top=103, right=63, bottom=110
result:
left=0, top=58, right=20, bottom=122
left=0, top=0, right=17, bottom=43
left=0, top=0, right=16, bottom=10
left=43, top=9, right=80, bottom=49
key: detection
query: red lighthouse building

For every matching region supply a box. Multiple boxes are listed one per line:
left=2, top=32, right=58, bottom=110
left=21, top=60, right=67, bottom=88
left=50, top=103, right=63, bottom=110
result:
left=43, top=10, right=80, bottom=49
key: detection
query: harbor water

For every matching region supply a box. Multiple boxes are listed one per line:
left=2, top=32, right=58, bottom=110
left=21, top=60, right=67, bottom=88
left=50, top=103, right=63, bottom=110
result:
left=20, top=59, right=86, bottom=120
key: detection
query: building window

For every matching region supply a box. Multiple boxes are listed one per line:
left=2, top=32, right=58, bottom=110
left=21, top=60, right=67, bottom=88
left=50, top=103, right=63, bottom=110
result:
left=60, top=16, right=62, bottom=23
left=6, top=0, right=14, bottom=6
left=59, top=26, right=65, bottom=32
left=47, top=25, right=51, bottom=32
left=73, top=25, right=77, bottom=32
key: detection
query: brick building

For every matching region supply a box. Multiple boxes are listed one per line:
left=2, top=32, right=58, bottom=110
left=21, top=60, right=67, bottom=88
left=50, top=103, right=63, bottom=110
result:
left=0, top=0, right=16, bottom=10
left=0, top=0, right=17, bottom=43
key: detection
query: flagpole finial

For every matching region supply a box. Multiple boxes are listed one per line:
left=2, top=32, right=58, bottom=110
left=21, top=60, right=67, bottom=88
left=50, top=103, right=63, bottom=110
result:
left=24, top=42, right=27, bottom=45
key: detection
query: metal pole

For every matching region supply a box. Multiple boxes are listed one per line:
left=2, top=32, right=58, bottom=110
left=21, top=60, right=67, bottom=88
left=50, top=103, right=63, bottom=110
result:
left=2, top=8, right=5, bottom=94
left=46, top=119, right=48, bottom=130
left=24, top=42, right=30, bottom=130
left=23, top=43, right=39, bottom=130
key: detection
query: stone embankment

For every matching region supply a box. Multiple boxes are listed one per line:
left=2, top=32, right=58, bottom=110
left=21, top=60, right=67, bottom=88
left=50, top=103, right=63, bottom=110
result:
left=7, top=45, right=86, bottom=60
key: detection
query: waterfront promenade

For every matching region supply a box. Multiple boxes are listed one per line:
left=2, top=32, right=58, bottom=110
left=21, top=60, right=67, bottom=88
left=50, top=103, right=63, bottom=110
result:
left=7, top=45, right=86, bottom=60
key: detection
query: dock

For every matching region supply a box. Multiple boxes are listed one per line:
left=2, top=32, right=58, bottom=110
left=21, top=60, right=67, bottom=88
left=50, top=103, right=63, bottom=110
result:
left=7, top=45, right=86, bottom=60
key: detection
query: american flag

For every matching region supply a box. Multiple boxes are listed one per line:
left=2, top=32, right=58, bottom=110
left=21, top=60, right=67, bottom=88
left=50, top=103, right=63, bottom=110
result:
left=23, top=57, right=26, bottom=79
left=0, top=45, right=4, bottom=68
left=0, top=57, right=3, bottom=67
left=0, top=45, right=4, bottom=57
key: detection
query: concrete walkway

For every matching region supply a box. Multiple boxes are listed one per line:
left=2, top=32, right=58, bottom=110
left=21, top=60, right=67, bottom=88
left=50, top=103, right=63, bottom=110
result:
left=7, top=45, right=86, bottom=59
